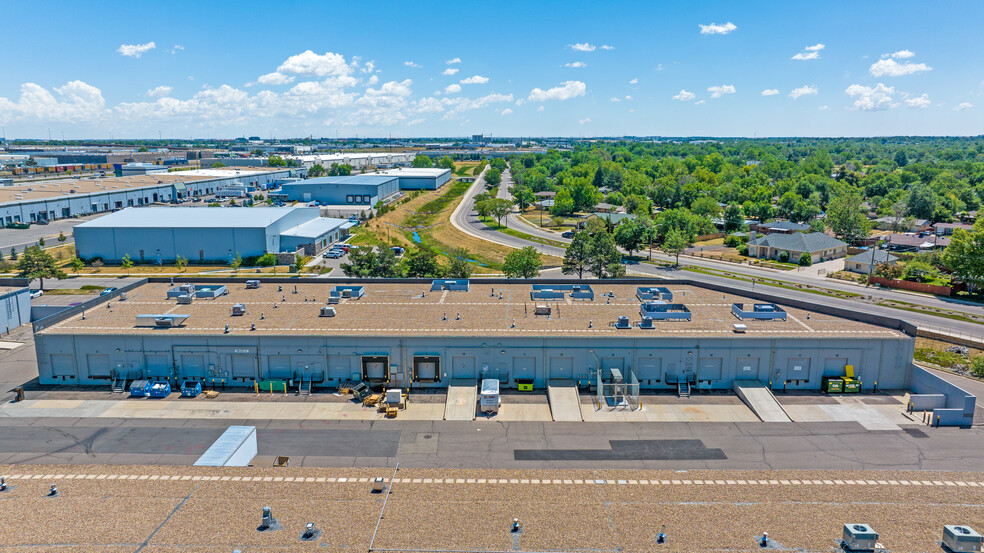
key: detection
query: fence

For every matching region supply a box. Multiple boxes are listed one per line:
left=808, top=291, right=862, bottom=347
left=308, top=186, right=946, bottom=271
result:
left=916, top=324, right=984, bottom=349
left=596, top=369, right=640, bottom=411
left=869, top=276, right=959, bottom=296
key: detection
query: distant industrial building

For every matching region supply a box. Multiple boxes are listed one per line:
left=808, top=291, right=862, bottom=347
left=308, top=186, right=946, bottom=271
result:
left=372, top=167, right=452, bottom=190
left=120, top=163, right=169, bottom=176
left=277, top=175, right=400, bottom=206
left=288, top=152, right=415, bottom=170
left=74, top=206, right=347, bottom=263
left=0, top=168, right=296, bottom=226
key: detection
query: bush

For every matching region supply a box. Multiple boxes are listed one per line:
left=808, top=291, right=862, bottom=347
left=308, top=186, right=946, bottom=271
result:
left=778, top=250, right=789, bottom=263
left=971, top=356, right=984, bottom=378
left=737, top=244, right=748, bottom=256
left=255, top=253, right=277, bottom=267
left=724, top=234, right=748, bottom=247
left=798, top=252, right=812, bottom=266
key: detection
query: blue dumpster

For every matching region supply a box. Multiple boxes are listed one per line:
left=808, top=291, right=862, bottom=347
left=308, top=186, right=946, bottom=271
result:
left=147, top=381, right=171, bottom=398
left=129, top=380, right=152, bottom=397
left=180, top=380, right=202, bottom=397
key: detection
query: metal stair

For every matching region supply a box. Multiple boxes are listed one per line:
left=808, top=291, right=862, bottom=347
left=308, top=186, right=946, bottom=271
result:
left=677, top=381, right=691, bottom=398
left=298, top=380, right=312, bottom=396
left=111, top=378, right=127, bottom=394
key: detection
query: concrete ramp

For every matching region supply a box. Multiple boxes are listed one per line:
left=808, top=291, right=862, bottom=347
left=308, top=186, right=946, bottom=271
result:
left=444, top=381, right=477, bottom=421
left=733, top=380, right=791, bottom=422
left=547, top=380, right=583, bottom=421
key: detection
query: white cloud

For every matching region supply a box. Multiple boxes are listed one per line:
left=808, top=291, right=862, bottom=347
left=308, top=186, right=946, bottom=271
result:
left=117, top=41, right=156, bottom=58
left=527, top=80, right=586, bottom=102
left=442, top=68, right=459, bottom=76
left=699, top=22, right=737, bottom=35
left=629, top=78, right=638, bottom=85
left=707, top=84, right=736, bottom=98
left=564, top=62, right=587, bottom=68
left=804, top=43, right=825, bottom=51
left=0, top=80, right=107, bottom=123
left=789, top=85, right=818, bottom=99
left=579, top=118, right=591, bottom=124
left=905, top=93, right=931, bottom=108
left=610, top=97, right=621, bottom=102
left=537, top=105, right=544, bottom=112
left=414, top=97, right=444, bottom=113
left=792, top=51, right=820, bottom=61
left=869, top=58, right=932, bottom=77
left=656, top=64, right=664, bottom=71
left=444, top=83, right=462, bottom=94
left=570, top=42, right=596, bottom=52
left=277, top=50, right=351, bottom=77
left=257, top=72, right=295, bottom=85
left=761, top=89, right=780, bottom=96
left=170, top=45, right=184, bottom=54
left=147, top=86, right=172, bottom=98
left=845, top=83, right=898, bottom=111
left=624, top=95, right=632, bottom=101
left=460, top=75, right=489, bottom=85
left=695, top=100, right=706, bottom=105
left=446, top=57, right=461, bottom=65
left=500, top=108, right=513, bottom=116
left=600, top=45, right=614, bottom=50
left=672, top=89, right=696, bottom=101
left=366, top=75, right=378, bottom=86
left=819, top=105, right=829, bottom=110
left=403, top=61, right=422, bottom=68
left=890, top=49, right=915, bottom=59
left=954, top=102, right=973, bottom=112
left=440, top=93, right=514, bottom=118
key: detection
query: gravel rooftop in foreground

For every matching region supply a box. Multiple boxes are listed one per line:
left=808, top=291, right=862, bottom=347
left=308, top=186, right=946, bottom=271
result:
left=1, top=464, right=981, bottom=552
left=39, top=281, right=906, bottom=338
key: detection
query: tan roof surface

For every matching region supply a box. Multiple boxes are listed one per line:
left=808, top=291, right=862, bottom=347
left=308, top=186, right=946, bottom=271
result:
left=0, top=168, right=283, bottom=204
left=0, top=464, right=980, bottom=552
left=0, top=286, right=26, bottom=296
left=39, top=281, right=905, bottom=338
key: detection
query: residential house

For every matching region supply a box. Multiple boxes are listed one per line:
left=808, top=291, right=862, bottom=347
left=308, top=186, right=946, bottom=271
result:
left=884, top=232, right=949, bottom=252
left=750, top=220, right=811, bottom=234
left=844, top=250, right=899, bottom=274
left=873, top=217, right=931, bottom=232
left=933, top=222, right=974, bottom=236
left=746, top=232, right=848, bottom=263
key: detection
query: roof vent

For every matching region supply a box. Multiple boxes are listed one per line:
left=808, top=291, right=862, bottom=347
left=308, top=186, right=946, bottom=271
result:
left=231, top=303, right=246, bottom=316
left=176, top=294, right=193, bottom=304
left=534, top=304, right=551, bottom=316
left=245, top=280, right=260, bottom=289
left=733, top=323, right=747, bottom=333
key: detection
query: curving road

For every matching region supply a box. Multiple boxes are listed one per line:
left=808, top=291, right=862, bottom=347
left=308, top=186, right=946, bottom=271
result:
left=450, top=164, right=984, bottom=337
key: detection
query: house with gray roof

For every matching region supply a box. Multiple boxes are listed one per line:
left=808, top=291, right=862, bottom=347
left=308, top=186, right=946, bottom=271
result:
left=746, top=232, right=848, bottom=263
left=844, top=249, right=898, bottom=274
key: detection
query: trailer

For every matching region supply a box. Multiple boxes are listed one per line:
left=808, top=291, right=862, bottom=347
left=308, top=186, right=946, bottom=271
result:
left=480, top=379, right=500, bottom=414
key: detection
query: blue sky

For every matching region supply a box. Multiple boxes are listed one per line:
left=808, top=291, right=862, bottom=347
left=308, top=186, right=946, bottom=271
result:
left=1, top=0, right=982, bottom=139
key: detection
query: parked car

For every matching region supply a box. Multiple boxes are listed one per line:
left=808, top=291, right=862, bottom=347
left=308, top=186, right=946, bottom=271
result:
left=100, top=287, right=117, bottom=296
left=561, top=230, right=576, bottom=238
left=323, top=250, right=344, bottom=259
left=335, top=245, right=350, bottom=253
left=30, top=289, right=43, bottom=299
left=390, top=246, right=405, bottom=256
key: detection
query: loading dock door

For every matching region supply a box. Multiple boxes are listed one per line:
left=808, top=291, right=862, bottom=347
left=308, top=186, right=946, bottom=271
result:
left=451, top=356, right=477, bottom=380
left=786, top=358, right=812, bottom=388
left=179, top=354, right=206, bottom=379
left=549, top=357, right=573, bottom=380
left=87, top=354, right=110, bottom=378
left=413, top=356, right=440, bottom=382
left=736, top=358, right=761, bottom=381
left=268, top=356, right=292, bottom=379
left=50, top=354, right=75, bottom=378
left=328, top=356, right=352, bottom=382
left=231, top=355, right=257, bottom=379
left=823, top=357, right=846, bottom=376
left=512, top=357, right=536, bottom=386
left=698, top=358, right=722, bottom=382
left=636, top=358, right=661, bottom=383
left=145, top=354, right=171, bottom=378
left=362, top=356, right=389, bottom=382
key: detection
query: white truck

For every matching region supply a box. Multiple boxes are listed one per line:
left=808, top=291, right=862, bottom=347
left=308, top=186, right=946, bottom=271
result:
left=480, top=379, right=500, bottom=414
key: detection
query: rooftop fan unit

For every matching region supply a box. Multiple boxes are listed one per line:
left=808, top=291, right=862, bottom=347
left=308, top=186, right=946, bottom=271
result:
left=615, top=316, right=630, bottom=329
left=245, top=280, right=260, bottom=289
left=842, top=524, right=878, bottom=551
left=639, top=316, right=653, bottom=329
left=320, top=306, right=336, bottom=317
left=943, top=525, right=983, bottom=553
left=231, top=303, right=246, bottom=316
left=155, top=317, right=176, bottom=328
left=341, top=289, right=352, bottom=298
left=176, top=295, right=193, bottom=304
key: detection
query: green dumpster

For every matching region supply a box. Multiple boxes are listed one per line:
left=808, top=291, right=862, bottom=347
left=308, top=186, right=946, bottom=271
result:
left=258, top=379, right=288, bottom=393
left=821, top=376, right=844, bottom=394
left=841, top=377, right=861, bottom=393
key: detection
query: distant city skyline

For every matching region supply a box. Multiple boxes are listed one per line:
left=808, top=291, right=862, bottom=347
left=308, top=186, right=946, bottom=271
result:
left=0, top=0, right=982, bottom=139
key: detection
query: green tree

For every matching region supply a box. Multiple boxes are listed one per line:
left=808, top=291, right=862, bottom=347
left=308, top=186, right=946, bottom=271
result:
left=551, top=188, right=575, bottom=215
left=308, top=164, right=326, bottom=177
left=562, top=231, right=591, bottom=278
left=403, top=245, right=441, bottom=277
left=251, top=148, right=264, bottom=156
left=211, top=161, right=225, bottom=168
left=9, top=248, right=15, bottom=260
left=57, top=231, right=67, bottom=243
left=485, top=168, right=502, bottom=187
left=438, top=156, right=456, bottom=170
left=327, top=163, right=352, bottom=176
left=268, top=155, right=287, bottom=167
left=137, top=146, right=149, bottom=153
left=502, top=246, right=542, bottom=278
left=490, top=198, right=512, bottom=227
left=661, top=228, right=690, bottom=266
left=341, top=248, right=400, bottom=277
left=16, top=245, right=66, bottom=289
left=825, top=187, right=871, bottom=244
left=798, top=252, right=813, bottom=266
left=293, top=255, right=306, bottom=273
left=175, top=255, right=187, bottom=271
left=943, top=220, right=984, bottom=293
left=894, top=149, right=908, bottom=168
left=69, top=256, right=84, bottom=274
left=120, top=253, right=133, bottom=275
left=614, top=217, right=647, bottom=258
left=907, top=183, right=938, bottom=220
left=38, top=237, right=45, bottom=247
left=445, top=247, right=473, bottom=279
left=512, top=186, right=535, bottom=211
left=412, top=155, right=433, bottom=168
left=230, top=253, right=242, bottom=273
left=587, top=230, right=625, bottom=278
left=723, top=205, right=744, bottom=232
left=691, top=196, right=721, bottom=218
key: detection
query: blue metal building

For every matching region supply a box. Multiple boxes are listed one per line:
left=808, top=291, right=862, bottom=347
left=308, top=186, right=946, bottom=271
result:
left=279, top=175, right=399, bottom=206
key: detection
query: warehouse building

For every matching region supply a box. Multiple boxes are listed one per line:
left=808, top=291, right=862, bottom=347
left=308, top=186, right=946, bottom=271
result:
left=0, top=168, right=295, bottom=225
left=0, top=282, right=32, bottom=334
left=34, top=279, right=919, bottom=391
left=73, top=207, right=346, bottom=262
left=277, top=175, right=400, bottom=206
left=372, top=167, right=453, bottom=190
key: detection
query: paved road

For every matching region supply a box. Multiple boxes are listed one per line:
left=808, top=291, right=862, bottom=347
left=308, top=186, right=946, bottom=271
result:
left=0, top=416, right=979, bottom=470
left=450, top=165, right=984, bottom=336
left=0, top=214, right=103, bottom=252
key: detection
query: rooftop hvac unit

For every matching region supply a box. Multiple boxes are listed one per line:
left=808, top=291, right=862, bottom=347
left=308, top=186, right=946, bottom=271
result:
left=327, top=296, right=340, bottom=305
left=341, top=289, right=352, bottom=298
left=733, top=323, right=747, bottom=333
left=320, top=306, right=336, bottom=317
left=610, top=368, right=624, bottom=384
left=245, top=280, right=260, bottom=289
left=615, top=316, right=630, bottom=329
left=231, top=303, right=246, bottom=316
left=176, top=295, right=193, bottom=304
left=842, top=524, right=878, bottom=551
left=943, top=526, right=983, bottom=552
left=534, top=304, right=551, bottom=316
left=155, top=318, right=176, bottom=327
left=639, top=316, right=653, bottom=329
